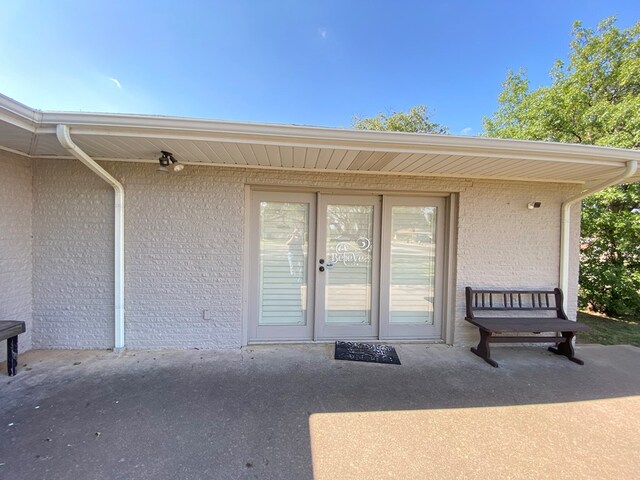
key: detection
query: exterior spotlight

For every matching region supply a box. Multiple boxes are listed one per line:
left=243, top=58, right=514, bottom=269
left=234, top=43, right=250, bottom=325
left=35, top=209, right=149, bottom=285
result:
left=172, top=160, right=184, bottom=172
left=157, top=151, right=183, bottom=173
left=527, top=202, right=542, bottom=209
left=159, top=151, right=171, bottom=166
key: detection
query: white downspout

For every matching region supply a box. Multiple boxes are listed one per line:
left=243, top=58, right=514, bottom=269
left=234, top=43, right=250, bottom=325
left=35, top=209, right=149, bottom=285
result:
left=56, top=124, right=125, bottom=350
left=560, top=159, right=637, bottom=312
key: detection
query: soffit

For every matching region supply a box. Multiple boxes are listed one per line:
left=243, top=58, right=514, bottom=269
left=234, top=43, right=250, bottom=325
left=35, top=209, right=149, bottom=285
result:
left=1, top=94, right=639, bottom=187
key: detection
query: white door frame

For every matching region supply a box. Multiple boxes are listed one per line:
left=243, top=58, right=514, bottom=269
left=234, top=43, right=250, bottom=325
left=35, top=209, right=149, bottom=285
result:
left=247, top=191, right=316, bottom=342
left=245, top=189, right=451, bottom=344
left=379, top=196, right=446, bottom=340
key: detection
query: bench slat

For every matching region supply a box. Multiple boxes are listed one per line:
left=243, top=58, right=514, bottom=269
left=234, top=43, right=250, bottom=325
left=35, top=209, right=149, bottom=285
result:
left=471, top=306, right=557, bottom=311
left=488, top=336, right=564, bottom=343
left=467, top=317, right=590, bottom=334
left=0, top=321, right=26, bottom=341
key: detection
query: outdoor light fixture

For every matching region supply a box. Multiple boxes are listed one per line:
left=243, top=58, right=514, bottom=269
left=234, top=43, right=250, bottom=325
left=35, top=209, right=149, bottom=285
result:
left=527, top=202, right=542, bottom=209
left=157, top=151, right=184, bottom=173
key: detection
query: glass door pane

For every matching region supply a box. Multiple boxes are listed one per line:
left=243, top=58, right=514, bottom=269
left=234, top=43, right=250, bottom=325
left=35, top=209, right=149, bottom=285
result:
left=389, top=206, right=437, bottom=324
left=325, top=204, right=374, bottom=324
left=259, top=201, right=310, bottom=326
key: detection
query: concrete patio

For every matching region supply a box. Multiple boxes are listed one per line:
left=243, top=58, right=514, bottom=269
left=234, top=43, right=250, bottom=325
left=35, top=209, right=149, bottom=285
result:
left=1, top=344, right=639, bottom=479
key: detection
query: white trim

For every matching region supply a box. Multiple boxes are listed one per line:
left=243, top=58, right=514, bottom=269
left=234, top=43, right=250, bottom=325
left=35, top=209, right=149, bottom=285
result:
left=443, top=194, right=459, bottom=345
left=46, top=127, right=634, bottom=166
left=15, top=154, right=632, bottom=174
left=29, top=157, right=589, bottom=185
left=0, top=93, right=40, bottom=131
left=247, top=339, right=446, bottom=345
left=246, top=189, right=455, bottom=344
left=0, top=144, right=31, bottom=157
left=249, top=185, right=458, bottom=196
left=241, top=185, right=251, bottom=346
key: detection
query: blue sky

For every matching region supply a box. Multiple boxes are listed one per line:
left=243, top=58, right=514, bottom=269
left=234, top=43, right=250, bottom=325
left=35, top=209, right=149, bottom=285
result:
left=1, top=1, right=638, bottom=135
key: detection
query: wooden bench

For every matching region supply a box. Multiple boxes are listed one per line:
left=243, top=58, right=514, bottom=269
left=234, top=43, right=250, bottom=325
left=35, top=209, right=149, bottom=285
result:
left=465, top=287, right=590, bottom=367
left=1, top=321, right=26, bottom=376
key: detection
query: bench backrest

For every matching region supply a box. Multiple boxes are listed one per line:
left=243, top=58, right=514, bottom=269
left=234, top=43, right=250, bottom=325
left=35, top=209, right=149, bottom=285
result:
left=465, top=287, right=568, bottom=320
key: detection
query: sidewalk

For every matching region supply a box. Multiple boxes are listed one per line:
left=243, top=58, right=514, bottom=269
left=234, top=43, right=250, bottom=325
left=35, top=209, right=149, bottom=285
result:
left=1, top=344, right=639, bottom=479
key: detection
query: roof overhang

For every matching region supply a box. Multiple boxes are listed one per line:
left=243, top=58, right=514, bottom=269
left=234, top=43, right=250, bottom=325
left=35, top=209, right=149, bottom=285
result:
left=1, top=93, right=639, bottom=187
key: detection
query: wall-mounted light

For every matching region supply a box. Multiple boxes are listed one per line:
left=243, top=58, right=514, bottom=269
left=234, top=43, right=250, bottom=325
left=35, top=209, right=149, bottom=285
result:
left=527, top=202, right=542, bottom=210
left=157, top=151, right=184, bottom=173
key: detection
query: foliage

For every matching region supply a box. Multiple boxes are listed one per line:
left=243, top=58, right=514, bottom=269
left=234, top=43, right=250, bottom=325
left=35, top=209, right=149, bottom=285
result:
left=483, top=18, right=640, bottom=147
left=483, top=17, right=640, bottom=316
left=580, top=185, right=640, bottom=315
left=352, top=105, right=448, bottom=134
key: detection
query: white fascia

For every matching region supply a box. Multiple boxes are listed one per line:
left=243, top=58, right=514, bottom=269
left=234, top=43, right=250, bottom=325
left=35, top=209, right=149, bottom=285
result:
left=0, top=93, right=41, bottom=131
left=36, top=110, right=640, bottom=166
left=559, top=160, right=638, bottom=312
left=56, top=125, right=125, bottom=351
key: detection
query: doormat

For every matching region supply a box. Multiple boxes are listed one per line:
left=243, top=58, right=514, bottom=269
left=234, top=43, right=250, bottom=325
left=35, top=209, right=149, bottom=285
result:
left=334, top=341, right=401, bottom=365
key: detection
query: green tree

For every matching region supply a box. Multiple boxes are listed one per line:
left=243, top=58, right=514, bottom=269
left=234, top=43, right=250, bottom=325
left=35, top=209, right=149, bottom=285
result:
left=352, top=105, right=448, bottom=134
left=580, top=187, right=640, bottom=315
left=483, top=17, right=640, bottom=316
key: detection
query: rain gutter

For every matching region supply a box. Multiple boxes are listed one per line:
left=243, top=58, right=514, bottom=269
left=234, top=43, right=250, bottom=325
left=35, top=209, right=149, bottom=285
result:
left=559, top=160, right=638, bottom=312
left=56, top=124, right=125, bottom=350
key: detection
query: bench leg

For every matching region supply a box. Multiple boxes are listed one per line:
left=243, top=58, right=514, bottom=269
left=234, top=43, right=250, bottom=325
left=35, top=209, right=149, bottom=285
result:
left=471, top=329, right=499, bottom=368
left=548, top=331, right=584, bottom=365
left=7, top=335, right=18, bottom=376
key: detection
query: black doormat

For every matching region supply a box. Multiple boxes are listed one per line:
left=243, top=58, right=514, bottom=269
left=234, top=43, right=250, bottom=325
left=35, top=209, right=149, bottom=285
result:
left=334, top=341, right=401, bottom=365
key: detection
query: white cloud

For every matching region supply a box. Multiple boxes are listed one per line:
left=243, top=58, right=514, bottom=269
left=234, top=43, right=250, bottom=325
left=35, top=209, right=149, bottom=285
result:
left=109, top=77, right=122, bottom=89
left=460, top=127, right=473, bottom=135
left=318, top=28, right=327, bottom=39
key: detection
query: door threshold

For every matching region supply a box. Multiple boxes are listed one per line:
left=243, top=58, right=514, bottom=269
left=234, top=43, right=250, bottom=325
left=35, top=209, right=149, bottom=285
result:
left=247, top=339, right=446, bottom=346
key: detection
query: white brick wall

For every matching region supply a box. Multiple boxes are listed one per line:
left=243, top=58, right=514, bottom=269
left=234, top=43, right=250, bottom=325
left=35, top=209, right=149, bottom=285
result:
left=0, top=151, right=33, bottom=355
left=120, top=164, right=245, bottom=349
left=30, top=159, right=581, bottom=349
left=32, top=159, right=114, bottom=348
left=455, top=180, right=581, bottom=344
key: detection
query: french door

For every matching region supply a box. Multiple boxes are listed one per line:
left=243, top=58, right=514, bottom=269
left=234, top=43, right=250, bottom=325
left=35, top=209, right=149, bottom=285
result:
left=315, top=195, right=381, bottom=340
left=248, top=192, right=316, bottom=342
left=380, top=196, right=445, bottom=339
left=248, top=191, right=444, bottom=343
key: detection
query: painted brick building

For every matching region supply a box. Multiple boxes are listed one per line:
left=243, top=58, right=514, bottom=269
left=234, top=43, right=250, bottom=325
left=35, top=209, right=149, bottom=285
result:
left=1, top=94, right=638, bottom=353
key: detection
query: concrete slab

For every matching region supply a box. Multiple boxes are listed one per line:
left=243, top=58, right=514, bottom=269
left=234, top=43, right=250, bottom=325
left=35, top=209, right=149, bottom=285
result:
left=1, top=344, right=639, bottom=479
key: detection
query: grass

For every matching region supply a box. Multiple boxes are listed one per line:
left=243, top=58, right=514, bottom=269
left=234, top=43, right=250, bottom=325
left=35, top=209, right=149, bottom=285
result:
left=577, top=311, right=640, bottom=347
